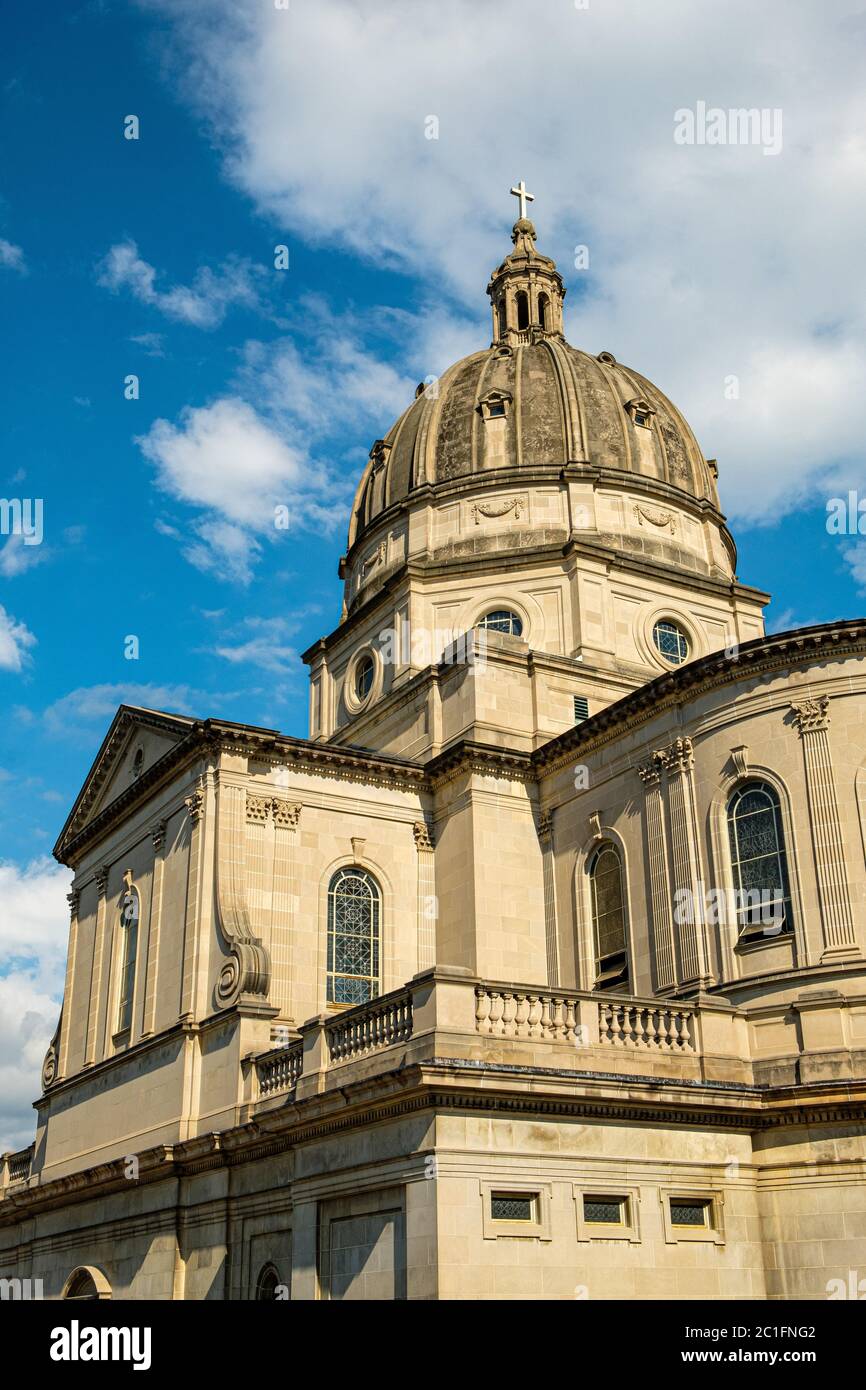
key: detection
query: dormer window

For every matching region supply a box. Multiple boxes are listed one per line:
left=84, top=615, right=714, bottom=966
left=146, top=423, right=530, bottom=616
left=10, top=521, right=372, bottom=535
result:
left=626, top=398, right=656, bottom=430
left=478, top=390, right=512, bottom=423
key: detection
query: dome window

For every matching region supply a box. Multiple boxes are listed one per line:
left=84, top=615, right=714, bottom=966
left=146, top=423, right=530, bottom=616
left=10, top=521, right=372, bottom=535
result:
left=626, top=398, right=656, bottom=430
left=478, top=390, right=512, bottom=422
left=538, top=293, right=550, bottom=330
left=516, top=291, right=529, bottom=331
left=354, top=653, right=375, bottom=701
left=653, top=620, right=689, bottom=666
left=478, top=608, right=523, bottom=637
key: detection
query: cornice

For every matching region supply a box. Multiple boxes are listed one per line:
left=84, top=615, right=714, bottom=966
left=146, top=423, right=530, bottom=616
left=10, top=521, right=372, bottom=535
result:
left=7, top=1062, right=866, bottom=1225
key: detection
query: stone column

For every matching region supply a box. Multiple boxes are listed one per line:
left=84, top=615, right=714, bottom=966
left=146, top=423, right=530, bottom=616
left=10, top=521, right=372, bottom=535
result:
left=83, top=866, right=109, bottom=1067
left=414, top=821, right=436, bottom=974
left=273, top=799, right=301, bottom=1019
left=636, top=763, right=678, bottom=992
left=179, top=784, right=204, bottom=1021
left=56, top=889, right=80, bottom=1081
left=790, top=697, right=857, bottom=961
left=141, top=821, right=167, bottom=1038
left=538, top=810, right=559, bottom=986
left=658, top=738, right=712, bottom=989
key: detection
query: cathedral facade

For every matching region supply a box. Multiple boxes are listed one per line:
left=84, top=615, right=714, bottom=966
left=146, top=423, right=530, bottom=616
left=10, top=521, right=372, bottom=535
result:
left=2, top=206, right=865, bottom=1301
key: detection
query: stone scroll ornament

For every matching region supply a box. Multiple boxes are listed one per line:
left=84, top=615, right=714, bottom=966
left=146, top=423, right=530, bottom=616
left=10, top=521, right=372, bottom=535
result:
left=213, top=782, right=271, bottom=1009
left=42, top=1010, right=61, bottom=1089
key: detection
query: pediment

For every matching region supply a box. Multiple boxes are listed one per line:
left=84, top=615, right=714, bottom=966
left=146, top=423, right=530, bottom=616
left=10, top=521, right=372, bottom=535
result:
left=54, top=705, right=196, bottom=861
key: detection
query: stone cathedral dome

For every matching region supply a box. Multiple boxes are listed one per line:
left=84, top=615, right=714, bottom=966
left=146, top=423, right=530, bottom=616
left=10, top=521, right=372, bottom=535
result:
left=347, top=211, right=720, bottom=553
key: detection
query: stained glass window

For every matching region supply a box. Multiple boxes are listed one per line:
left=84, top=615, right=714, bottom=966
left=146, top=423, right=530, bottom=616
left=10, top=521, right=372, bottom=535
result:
left=327, top=867, right=381, bottom=1005
left=670, top=1199, right=710, bottom=1227
left=584, top=1196, right=626, bottom=1224
left=727, top=782, right=792, bottom=938
left=491, top=1193, right=535, bottom=1222
left=589, top=843, right=629, bottom=989
left=653, top=619, right=689, bottom=665
left=116, top=886, right=139, bottom=1033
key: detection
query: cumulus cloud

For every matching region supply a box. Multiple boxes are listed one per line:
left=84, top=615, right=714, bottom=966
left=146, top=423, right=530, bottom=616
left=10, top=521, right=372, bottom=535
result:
left=0, top=857, right=71, bottom=1151
left=135, top=301, right=435, bottom=581
left=41, top=681, right=207, bottom=737
left=97, top=239, right=264, bottom=329
left=0, top=605, right=36, bottom=671
left=0, top=534, right=48, bottom=579
left=0, top=239, right=25, bottom=274
left=138, top=0, right=866, bottom=526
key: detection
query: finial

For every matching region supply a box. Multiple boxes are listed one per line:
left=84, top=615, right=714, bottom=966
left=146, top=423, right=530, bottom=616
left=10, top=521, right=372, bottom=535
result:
left=510, top=179, right=534, bottom=222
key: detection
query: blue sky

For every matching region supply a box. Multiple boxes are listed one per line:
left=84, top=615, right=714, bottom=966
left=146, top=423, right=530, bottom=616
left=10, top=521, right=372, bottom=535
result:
left=1, top=0, right=864, bottom=1147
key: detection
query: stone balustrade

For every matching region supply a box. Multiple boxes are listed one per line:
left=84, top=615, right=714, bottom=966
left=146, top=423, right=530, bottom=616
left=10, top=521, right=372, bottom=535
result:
left=251, top=969, right=754, bottom=1106
left=326, top=989, right=413, bottom=1063
left=1, top=1145, right=33, bottom=1191
left=256, top=1040, right=304, bottom=1097
left=598, top=998, right=695, bottom=1052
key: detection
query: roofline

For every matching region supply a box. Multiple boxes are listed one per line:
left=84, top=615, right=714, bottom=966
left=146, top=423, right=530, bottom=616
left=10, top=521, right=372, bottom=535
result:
left=532, top=617, right=866, bottom=770
left=55, top=619, right=866, bottom=865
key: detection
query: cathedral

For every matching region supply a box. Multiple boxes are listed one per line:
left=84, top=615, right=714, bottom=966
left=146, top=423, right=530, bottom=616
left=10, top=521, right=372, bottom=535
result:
left=2, top=192, right=865, bottom=1301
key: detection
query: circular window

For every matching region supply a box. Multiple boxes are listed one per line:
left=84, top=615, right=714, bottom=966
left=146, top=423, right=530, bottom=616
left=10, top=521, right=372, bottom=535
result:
left=652, top=619, right=689, bottom=666
left=354, top=653, right=375, bottom=701
left=477, top=609, right=523, bottom=637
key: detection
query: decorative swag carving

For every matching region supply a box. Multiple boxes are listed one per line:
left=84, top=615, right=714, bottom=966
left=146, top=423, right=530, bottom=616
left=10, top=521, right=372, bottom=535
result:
left=472, top=497, right=523, bottom=525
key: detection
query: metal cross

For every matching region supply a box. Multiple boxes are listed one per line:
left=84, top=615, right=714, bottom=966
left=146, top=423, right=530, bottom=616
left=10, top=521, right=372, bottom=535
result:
left=510, top=180, right=535, bottom=220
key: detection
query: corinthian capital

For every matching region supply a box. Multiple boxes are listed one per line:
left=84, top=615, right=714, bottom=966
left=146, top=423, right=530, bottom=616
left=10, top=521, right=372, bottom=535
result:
left=790, top=696, right=829, bottom=735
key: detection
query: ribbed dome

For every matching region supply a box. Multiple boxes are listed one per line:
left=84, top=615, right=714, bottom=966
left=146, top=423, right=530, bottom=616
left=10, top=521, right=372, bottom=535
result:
left=348, top=339, right=718, bottom=549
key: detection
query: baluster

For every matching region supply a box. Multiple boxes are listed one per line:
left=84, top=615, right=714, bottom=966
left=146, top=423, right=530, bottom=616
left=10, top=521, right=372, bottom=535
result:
left=514, top=992, right=529, bottom=1038
left=475, top=989, right=491, bottom=1033
left=502, top=992, right=517, bottom=1038
left=539, top=994, right=553, bottom=1040
left=489, top=991, right=504, bottom=1035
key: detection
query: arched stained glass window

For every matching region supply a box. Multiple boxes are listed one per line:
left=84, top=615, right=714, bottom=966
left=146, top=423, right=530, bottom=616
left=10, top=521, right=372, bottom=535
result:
left=589, top=843, right=629, bottom=989
left=116, top=885, right=139, bottom=1033
left=327, top=868, right=381, bottom=1005
left=727, top=782, right=793, bottom=938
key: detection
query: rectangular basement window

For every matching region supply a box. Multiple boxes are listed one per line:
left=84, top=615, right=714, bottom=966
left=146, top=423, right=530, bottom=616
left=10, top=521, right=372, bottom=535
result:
left=583, top=1195, right=627, bottom=1226
left=490, top=1192, right=536, bottom=1222
left=573, top=695, right=589, bottom=723
left=670, top=1198, right=711, bottom=1228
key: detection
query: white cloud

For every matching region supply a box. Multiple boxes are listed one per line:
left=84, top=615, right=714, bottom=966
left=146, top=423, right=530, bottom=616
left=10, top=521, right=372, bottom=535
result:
left=41, top=681, right=206, bottom=737
left=0, top=534, right=48, bottom=578
left=0, top=239, right=25, bottom=274
left=213, top=615, right=300, bottom=672
left=97, top=239, right=264, bottom=329
left=140, top=0, right=866, bottom=525
left=130, top=331, right=166, bottom=357
left=0, top=605, right=36, bottom=671
left=843, top=543, right=866, bottom=594
left=0, top=857, right=71, bottom=1151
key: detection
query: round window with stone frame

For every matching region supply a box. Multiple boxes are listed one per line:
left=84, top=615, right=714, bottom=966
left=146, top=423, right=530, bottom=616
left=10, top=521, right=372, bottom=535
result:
left=652, top=619, right=689, bottom=666
left=354, top=652, right=375, bottom=703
